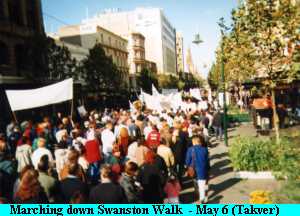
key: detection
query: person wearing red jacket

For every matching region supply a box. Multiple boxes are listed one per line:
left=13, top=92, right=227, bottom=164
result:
left=85, top=139, right=101, bottom=184
left=146, top=126, right=161, bottom=150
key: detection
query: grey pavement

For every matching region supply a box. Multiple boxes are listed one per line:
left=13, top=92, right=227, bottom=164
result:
left=180, top=123, right=281, bottom=204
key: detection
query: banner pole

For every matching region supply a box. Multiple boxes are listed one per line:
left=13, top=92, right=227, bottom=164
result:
left=12, top=111, right=19, bottom=124
left=70, top=99, right=74, bottom=119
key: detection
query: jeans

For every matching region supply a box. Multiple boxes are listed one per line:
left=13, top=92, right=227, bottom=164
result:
left=214, top=126, right=223, bottom=140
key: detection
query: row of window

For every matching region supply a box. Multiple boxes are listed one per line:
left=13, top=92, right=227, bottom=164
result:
left=0, top=0, right=39, bottom=30
left=0, top=41, right=29, bottom=75
left=100, top=34, right=126, bottom=50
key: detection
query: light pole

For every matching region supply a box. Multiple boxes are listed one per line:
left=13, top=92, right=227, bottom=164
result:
left=218, top=18, right=228, bottom=146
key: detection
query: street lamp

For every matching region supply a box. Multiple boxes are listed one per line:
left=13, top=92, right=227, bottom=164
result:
left=218, top=18, right=229, bottom=146
left=193, top=33, right=203, bottom=45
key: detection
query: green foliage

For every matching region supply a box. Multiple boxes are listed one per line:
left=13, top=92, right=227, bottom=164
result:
left=47, top=39, right=80, bottom=80
left=158, top=74, right=179, bottom=90
left=81, top=43, right=126, bottom=94
left=137, top=68, right=158, bottom=94
left=229, top=135, right=300, bottom=180
left=229, top=137, right=276, bottom=172
left=209, top=0, right=300, bottom=88
left=23, top=35, right=80, bottom=81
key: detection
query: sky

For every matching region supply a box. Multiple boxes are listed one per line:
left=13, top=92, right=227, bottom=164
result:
left=42, top=0, right=238, bottom=78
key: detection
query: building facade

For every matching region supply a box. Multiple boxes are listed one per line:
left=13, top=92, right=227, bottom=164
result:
left=58, top=25, right=129, bottom=74
left=0, top=0, right=45, bottom=131
left=176, top=32, right=184, bottom=73
left=81, top=7, right=177, bottom=75
left=0, top=0, right=44, bottom=80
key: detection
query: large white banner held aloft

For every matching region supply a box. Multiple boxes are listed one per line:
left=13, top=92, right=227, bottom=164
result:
left=6, top=78, right=73, bottom=111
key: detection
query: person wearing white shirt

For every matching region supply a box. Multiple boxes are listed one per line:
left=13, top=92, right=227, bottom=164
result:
left=31, top=138, right=53, bottom=170
left=101, top=121, right=116, bottom=161
left=143, top=121, right=152, bottom=139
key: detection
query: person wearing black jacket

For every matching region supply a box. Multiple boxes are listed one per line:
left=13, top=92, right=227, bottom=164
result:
left=171, top=125, right=189, bottom=184
left=89, top=164, right=127, bottom=204
left=137, top=150, right=165, bottom=204
left=60, top=162, right=89, bottom=203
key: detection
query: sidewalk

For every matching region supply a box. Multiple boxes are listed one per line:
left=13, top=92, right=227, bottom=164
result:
left=180, top=123, right=281, bottom=203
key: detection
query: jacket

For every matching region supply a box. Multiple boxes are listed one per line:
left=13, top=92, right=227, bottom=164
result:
left=185, top=145, right=210, bottom=180
left=15, top=144, right=32, bottom=172
left=89, top=182, right=128, bottom=204
left=119, top=173, right=142, bottom=203
left=157, top=145, right=175, bottom=168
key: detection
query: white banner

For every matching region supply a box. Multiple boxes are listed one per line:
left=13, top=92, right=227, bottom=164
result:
left=162, top=89, right=178, bottom=96
left=190, top=88, right=202, bottom=101
left=152, top=84, right=160, bottom=97
left=6, top=79, right=73, bottom=111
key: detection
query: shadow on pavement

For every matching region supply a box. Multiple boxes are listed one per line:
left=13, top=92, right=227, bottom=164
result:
left=209, top=178, right=241, bottom=200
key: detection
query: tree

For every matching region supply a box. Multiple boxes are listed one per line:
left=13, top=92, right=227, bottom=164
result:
left=47, top=39, right=80, bottom=81
left=137, top=68, right=158, bottom=94
left=23, top=35, right=80, bottom=81
left=212, top=0, right=300, bottom=142
left=81, top=43, right=125, bottom=94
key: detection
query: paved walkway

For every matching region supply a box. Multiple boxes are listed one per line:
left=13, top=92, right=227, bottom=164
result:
left=180, top=123, right=281, bottom=203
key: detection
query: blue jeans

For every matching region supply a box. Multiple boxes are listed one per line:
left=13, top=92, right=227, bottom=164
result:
left=214, top=127, right=223, bottom=140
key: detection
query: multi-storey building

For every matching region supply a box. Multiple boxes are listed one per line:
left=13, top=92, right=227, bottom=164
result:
left=57, top=24, right=129, bottom=75
left=0, top=0, right=45, bottom=130
left=176, top=32, right=184, bottom=73
left=0, top=0, right=44, bottom=79
left=81, top=7, right=177, bottom=75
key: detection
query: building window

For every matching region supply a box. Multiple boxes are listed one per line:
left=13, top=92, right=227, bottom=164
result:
left=101, top=34, right=104, bottom=43
left=26, top=0, right=38, bottom=30
left=15, top=44, right=27, bottom=71
left=108, top=37, right=111, bottom=46
left=8, top=0, right=23, bottom=25
left=0, top=41, right=9, bottom=66
left=0, top=1, right=5, bottom=20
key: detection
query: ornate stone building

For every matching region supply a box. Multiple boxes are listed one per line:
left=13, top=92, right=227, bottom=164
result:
left=0, top=0, right=45, bottom=130
left=0, top=0, right=44, bottom=80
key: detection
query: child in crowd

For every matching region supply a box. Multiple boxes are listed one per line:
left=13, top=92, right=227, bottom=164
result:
left=163, top=174, right=181, bottom=204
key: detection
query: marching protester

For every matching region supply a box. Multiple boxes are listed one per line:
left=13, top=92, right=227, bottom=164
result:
left=0, top=87, right=227, bottom=204
left=185, top=135, right=210, bottom=204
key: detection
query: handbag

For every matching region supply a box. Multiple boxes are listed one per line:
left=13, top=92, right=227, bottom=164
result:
left=187, top=148, right=196, bottom=178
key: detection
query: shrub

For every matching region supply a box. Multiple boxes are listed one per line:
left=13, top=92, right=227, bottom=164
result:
left=229, top=137, right=276, bottom=172
left=229, top=135, right=300, bottom=180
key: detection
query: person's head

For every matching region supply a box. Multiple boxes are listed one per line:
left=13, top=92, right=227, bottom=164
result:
left=20, top=165, right=35, bottom=180
left=100, top=164, right=113, bottom=181
left=67, top=162, right=79, bottom=176
left=62, top=117, right=69, bottom=125
left=37, top=138, right=46, bottom=148
left=160, top=137, right=167, bottom=146
left=0, top=139, right=6, bottom=154
left=192, top=135, right=206, bottom=147
left=16, top=169, right=41, bottom=201
left=106, top=121, right=113, bottom=130
left=137, top=136, right=145, bottom=147
left=21, top=136, right=30, bottom=145
left=124, top=161, right=139, bottom=176
left=192, top=135, right=201, bottom=146
left=37, top=155, right=49, bottom=172
left=168, top=173, right=178, bottom=184
left=69, top=191, right=86, bottom=204
left=67, top=149, right=80, bottom=163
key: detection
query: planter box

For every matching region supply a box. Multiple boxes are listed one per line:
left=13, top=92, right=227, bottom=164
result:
left=235, top=171, right=275, bottom=179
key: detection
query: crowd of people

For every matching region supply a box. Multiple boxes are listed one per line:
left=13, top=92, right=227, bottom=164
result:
left=0, top=98, right=225, bottom=204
